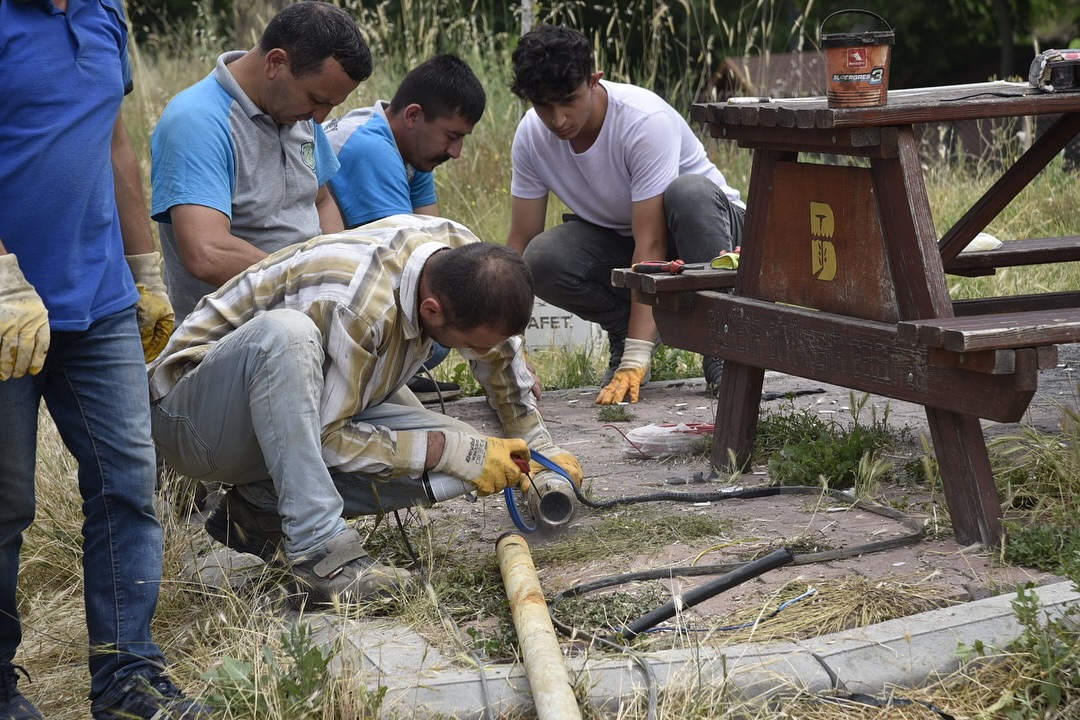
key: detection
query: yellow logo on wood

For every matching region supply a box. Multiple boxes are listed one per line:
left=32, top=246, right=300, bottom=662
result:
left=809, top=201, right=836, bottom=281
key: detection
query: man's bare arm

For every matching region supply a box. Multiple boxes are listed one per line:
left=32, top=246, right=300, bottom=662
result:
left=626, top=193, right=668, bottom=342
left=111, top=116, right=155, bottom=255
left=170, top=204, right=269, bottom=287
left=316, top=185, right=345, bottom=234
left=507, top=195, right=548, bottom=254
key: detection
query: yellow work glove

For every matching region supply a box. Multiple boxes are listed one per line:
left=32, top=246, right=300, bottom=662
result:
left=522, top=442, right=584, bottom=494
left=125, top=252, right=175, bottom=362
left=709, top=246, right=741, bottom=270
left=433, top=433, right=530, bottom=496
left=0, top=254, right=50, bottom=381
left=596, top=338, right=653, bottom=405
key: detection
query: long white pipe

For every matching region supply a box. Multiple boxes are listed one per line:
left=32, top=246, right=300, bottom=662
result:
left=496, top=532, right=583, bottom=720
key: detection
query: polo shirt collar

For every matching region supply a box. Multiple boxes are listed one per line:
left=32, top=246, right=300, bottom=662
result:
left=214, top=50, right=264, bottom=121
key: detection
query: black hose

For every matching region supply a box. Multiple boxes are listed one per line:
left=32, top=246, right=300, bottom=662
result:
left=616, top=547, right=795, bottom=640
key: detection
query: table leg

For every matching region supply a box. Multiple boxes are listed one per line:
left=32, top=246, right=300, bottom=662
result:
left=712, top=363, right=765, bottom=471
left=924, top=409, right=1003, bottom=546
left=873, top=128, right=1003, bottom=548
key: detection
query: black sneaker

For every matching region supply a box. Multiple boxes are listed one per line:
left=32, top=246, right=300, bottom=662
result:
left=0, top=664, right=42, bottom=720
left=204, top=487, right=284, bottom=561
left=405, top=375, right=461, bottom=403
left=93, top=673, right=211, bottom=720
left=702, top=355, right=724, bottom=396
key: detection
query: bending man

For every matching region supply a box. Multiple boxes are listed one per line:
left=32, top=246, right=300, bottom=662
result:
left=148, top=215, right=582, bottom=605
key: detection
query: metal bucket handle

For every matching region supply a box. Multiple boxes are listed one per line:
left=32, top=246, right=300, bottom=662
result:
left=820, top=8, right=893, bottom=38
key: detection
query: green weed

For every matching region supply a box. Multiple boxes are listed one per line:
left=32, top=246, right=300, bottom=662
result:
left=756, top=395, right=906, bottom=491
left=597, top=405, right=635, bottom=423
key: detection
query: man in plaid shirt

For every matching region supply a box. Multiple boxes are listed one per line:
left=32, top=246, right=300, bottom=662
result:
left=149, top=214, right=582, bottom=604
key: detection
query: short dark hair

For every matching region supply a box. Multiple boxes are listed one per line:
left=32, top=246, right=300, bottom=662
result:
left=390, top=54, right=486, bottom=125
left=259, top=1, right=373, bottom=82
left=510, top=25, right=593, bottom=105
left=428, top=243, right=533, bottom=336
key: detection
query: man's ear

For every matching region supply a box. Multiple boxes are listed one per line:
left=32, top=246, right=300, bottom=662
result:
left=401, top=103, right=426, bottom=128
left=419, top=295, right=443, bottom=322
left=589, top=71, right=605, bottom=89
left=265, top=48, right=290, bottom=79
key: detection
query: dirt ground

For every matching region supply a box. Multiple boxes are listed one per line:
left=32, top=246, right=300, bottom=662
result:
left=429, top=344, right=1080, bottom=625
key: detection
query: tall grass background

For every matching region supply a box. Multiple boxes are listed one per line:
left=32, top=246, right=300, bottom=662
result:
left=16, top=0, right=1080, bottom=717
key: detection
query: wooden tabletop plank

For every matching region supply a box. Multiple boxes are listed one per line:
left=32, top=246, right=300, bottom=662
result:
left=693, top=82, right=1080, bottom=130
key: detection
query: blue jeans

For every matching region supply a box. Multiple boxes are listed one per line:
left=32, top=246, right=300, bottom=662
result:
left=522, top=174, right=745, bottom=340
left=0, top=306, right=168, bottom=708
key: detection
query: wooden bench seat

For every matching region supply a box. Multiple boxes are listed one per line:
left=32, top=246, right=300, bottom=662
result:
left=945, top=235, right=1080, bottom=277
left=611, top=266, right=737, bottom=294
left=897, top=307, right=1080, bottom=352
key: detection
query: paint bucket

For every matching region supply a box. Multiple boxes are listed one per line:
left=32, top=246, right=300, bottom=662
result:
left=821, top=9, right=894, bottom=108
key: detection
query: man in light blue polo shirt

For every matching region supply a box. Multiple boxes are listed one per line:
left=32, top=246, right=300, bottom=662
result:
left=151, top=0, right=372, bottom=322
left=323, top=54, right=485, bottom=403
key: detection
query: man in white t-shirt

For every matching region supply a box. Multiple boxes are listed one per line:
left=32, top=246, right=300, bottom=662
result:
left=506, top=24, right=745, bottom=405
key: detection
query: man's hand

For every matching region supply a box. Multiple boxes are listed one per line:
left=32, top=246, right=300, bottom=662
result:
left=596, top=338, right=654, bottom=404
left=434, top=432, right=530, bottom=496
left=522, top=442, right=583, bottom=493
left=0, top=254, right=50, bottom=381
left=126, top=252, right=175, bottom=362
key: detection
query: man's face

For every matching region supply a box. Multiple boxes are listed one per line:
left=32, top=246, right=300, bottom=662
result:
left=402, top=109, right=475, bottom=172
left=423, top=315, right=510, bottom=356
left=264, top=53, right=358, bottom=126
left=531, top=73, right=601, bottom=141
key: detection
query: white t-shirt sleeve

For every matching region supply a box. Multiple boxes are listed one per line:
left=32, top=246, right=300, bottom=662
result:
left=510, top=113, right=551, bottom=200
left=623, top=111, right=681, bottom=202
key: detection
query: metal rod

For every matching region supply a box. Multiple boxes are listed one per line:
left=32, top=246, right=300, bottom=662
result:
left=496, top=532, right=583, bottom=720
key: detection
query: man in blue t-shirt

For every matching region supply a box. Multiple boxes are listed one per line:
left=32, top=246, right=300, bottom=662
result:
left=324, top=54, right=485, bottom=403
left=151, top=1, right=372, bottom=323
left=0, top=1, right=207, bottom=718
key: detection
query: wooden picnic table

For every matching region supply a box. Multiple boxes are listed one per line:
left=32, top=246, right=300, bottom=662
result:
left=613, top=81, right=1080, bottom=547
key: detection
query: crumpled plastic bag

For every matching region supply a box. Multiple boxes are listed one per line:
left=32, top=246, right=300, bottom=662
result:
left=960, top=232, right=1004, bottom=253
left=621, top=422, right=714, bottom=459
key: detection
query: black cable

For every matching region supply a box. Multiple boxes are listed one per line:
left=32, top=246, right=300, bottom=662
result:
left=617, top=548, right=795, bottom=640
left=551, top=485, right=923, bottom=609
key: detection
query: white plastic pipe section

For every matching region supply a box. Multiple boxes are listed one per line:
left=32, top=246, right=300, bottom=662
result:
left=496, top=532, right=583, bottom=720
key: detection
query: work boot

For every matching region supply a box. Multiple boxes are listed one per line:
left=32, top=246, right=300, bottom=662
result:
left=0, top=664, right=42, bottom=720
left=204, top=487, right=284, bottom=561
left=290, top=529, right=412, bottom=605
left=702, top=355, right=724, bottom=396
left=92, top=672, right=212, bottom=720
